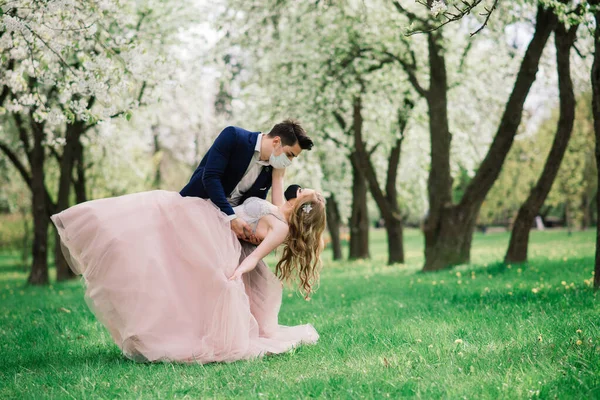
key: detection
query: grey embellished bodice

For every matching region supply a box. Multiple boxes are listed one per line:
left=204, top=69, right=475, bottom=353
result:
left=233, top=198, right=287, bottom=232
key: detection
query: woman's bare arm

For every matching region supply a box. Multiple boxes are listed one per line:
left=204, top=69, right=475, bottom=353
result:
left=229, top=216, right=288, bottom=280
left=271, top=168, right=285, bottom=207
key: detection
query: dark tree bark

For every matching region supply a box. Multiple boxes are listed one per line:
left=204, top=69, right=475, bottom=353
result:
left=54, top=97, right=96, bottom=280
left=152, top=126, right=162, bottom=189
left=382, top=137, right=405, bottom=265
left=505, top=22, right=578, bottom=264
left=591, top=3, right=600, bottom=290
left=325, top=193, right=343, bottom=260
left=353, top=97, right=411, bottom=264
left=419, top=6, right=557, bottom=271
left=0, top=60, right=14, bottom=106
left=0, top=115, right=55, bottom=282
left=73, top=138, right=87, bottom=204
left=330, top=103, right=371, bottom=260
left=420, top=25, right=476, bottom=271
left=25, top=114, right=50, bottom=285
left=348, top=151, right=370, bottom=259
left=20, top=207, right=31, bottom=271
left=582, top=193, right=592, bottom=230
left=54, top=120, right=86, bottom=281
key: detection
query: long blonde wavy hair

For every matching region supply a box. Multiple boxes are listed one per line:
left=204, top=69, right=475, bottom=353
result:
left=275, top=192, right=326, bottom=299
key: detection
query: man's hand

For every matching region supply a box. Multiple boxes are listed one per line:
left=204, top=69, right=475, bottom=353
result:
left=230, top=217, right=254, bottom=241
left=245, top=234, right=261, bottom=246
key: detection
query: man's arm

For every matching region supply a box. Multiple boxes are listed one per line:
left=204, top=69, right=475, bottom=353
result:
left=202, top=126, right=237, bottom=217
left=202, top=126, right=256, bottom=241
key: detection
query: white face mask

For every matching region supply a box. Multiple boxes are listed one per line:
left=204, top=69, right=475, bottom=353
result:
left=269, top=144, right=292, bottom=169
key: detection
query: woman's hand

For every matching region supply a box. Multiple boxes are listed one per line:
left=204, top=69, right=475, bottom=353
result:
left=229, top=216, right=288, bottom=281
left=272, top=167, right=285, bottom=179
left=229, top=256, right=259, bottom=281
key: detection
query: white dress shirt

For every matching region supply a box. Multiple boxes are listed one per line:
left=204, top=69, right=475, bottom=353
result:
left=227, top=133, right=270, bottom=213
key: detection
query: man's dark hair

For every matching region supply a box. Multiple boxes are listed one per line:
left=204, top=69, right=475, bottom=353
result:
left=267, top=119, right=313, bottom=150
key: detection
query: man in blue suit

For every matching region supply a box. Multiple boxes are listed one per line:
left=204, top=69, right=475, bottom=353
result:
left=181, top=119, right=313, bottom=242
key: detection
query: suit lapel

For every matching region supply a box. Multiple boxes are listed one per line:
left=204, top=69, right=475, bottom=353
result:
left=247, top=166, right=272, bottom=194
left=229, top=130, right=260, bottom=193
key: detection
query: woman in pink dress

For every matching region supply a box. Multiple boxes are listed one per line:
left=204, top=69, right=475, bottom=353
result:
left=51, top=185, right=326, bottom=364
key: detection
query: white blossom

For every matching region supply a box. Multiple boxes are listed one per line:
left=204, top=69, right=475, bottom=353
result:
left=430, top=1, right=448, bottom=17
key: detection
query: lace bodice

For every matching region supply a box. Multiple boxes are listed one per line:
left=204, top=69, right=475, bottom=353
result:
left=233, top=198, right=287, bottom=232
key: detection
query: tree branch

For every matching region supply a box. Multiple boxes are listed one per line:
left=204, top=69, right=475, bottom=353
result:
left=0, top=141, right=32, bottom=188
left=332, top=111, right=351, bottom=136
left=573, top=44, right=587, bottom=60
left=458, top=40, right=474, bottom=74
left=380, top=50, right=428, bottom=97
left=19, top=21, right=77, bottom=75
left=405, top=0, right=499, bottom=37
left=0, top=84, right=10, bottom=108
left=49, top=146, right=63, bottom=163
left=323, top=129, right=350, bottom=150
left=470, top=0, right=500, bottom=37
left=0, top=60, right=15, bottom=106
left=458, top=5, right=557, bottom=211
left=13, top=112, right=33, bottom=166
left=365, top=57, right=395, bottom=73
left=392, top=0, right=428, bottom=24
left=368, top=142, right=381, bottom=156
left=137, top=80, right=147, bottom=104
left=85, top=81, right=145, bottom=130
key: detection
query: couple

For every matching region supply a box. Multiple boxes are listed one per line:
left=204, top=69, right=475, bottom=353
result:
left=51, top=119, right=326, bottom=364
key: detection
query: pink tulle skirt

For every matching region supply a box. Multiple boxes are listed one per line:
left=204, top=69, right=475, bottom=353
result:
left=51, top=190, right=318, bottom=363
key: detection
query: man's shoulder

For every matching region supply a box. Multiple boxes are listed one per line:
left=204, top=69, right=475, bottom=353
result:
left=215, top=126, right=260, bottom=150
left=220, top=126, right=259, bottom=138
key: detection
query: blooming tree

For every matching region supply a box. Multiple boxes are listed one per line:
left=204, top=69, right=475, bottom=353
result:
left=0, top=0, right=195, bottom=283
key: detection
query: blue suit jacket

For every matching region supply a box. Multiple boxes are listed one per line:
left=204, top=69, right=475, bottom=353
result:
left=180, top=126, right=272, bottom=216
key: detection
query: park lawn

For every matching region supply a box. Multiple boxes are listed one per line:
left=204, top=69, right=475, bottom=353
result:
left=0, top=228, right=598, bottom=399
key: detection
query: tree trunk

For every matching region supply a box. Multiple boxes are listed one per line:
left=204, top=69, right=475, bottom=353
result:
left=383, top=104, right=413, bottom=265
left=385, top=218, right=404, bottom=265
left=21, top=207, right=30, bottom=271
left=591, top=4, right=600, bottom=290
left=4, top=109, right=55, bottom=284
left=353, top=97, right=409, bottom=264
left=349, top=152, right=370, bottom=259
left=566, top=200, right=573, bottom=234
left=422, top=6, right=557, bottom=271
left=382, top=139, right=405, bottom=265
left=582, top=193, right=591, bottom=230
left=153, top=126, right=162, bottom=189
left=423, top=205, right=479, bottom=271
left=54, top=122, right=84, bottom=281
left=28, top=117, right=49, bottom=285
left=505, top=22, right=578, bottom=264
left=74, top=138, right=87, bottom=204
left=325, top=193, right=343, bottom=260
left=0, top=60, right=14, bottom=106
left=421, top=26, right=455, bottom=271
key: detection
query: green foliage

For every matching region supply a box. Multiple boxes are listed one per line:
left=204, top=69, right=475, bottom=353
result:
left=479, top=129, right=544, bottom=225
left=480, top=93, right=597, bottom=226
left=547, top=93, right=597, bottom=228
left=0, top=229, right=598, bottom=398
left=0, top=214, right=28, bottom=251
left=452, top=166, right=472, bottom=204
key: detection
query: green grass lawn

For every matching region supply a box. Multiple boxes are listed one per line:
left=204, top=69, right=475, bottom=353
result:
left=0, top=228, right=598, bottom=399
